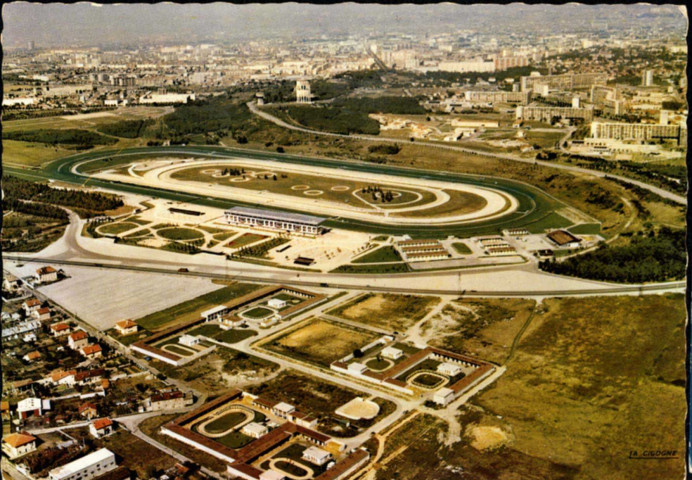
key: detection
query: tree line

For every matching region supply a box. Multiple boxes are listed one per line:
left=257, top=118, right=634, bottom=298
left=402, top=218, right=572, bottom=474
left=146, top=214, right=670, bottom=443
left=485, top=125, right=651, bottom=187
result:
left=539, top=227, right=685, bottom=283
left=2, top=128, right=117, bottom=147
left=3, top=175, right=123, bottom=214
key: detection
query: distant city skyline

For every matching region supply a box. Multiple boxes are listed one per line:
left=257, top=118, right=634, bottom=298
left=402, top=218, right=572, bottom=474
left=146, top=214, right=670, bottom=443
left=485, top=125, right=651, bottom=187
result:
left=2, top=2, right=687, bottom=49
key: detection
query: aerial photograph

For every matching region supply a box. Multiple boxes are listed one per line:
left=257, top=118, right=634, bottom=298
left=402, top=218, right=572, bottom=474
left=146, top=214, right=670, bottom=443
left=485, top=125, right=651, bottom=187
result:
left=0, top=2, right=688, bottom=480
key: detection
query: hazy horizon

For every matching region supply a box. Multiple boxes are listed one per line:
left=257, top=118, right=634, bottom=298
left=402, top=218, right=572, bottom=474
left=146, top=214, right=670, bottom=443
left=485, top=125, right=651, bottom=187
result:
left=2, top=2, right=687, bottom=49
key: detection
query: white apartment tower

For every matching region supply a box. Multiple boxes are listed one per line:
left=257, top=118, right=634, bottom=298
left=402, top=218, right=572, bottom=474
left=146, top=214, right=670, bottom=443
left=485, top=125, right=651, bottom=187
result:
left=295, top=80, right=312, bottom=103
left=642, top=70, right=654, bottom=87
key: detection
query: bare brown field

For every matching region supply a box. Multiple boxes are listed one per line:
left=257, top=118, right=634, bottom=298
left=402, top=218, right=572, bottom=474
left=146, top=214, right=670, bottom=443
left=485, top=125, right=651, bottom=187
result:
left=331, top=293, right=441, bottom=332
left=263, top=318, right=379, bottom=366
left=424, top=297, right=536, bottom=364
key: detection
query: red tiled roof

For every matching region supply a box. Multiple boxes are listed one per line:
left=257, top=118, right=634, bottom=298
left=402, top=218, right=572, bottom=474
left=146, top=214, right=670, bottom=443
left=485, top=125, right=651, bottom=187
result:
left=3, top=433, right=36, bottom=448
left=37, top=266, right=57, bottom=274
left=36, top=307, right=51, bottom=315
left=81, top=345, right=102, bottom=355
left=70, top=331, right=88, bottom=341
left=92, top=418, right=113, bottom=430
left=116, top=320, right=137, bottom=329
left=51, top=323, right=70, bottom=331
left=79, top=403, right=97, bottom=413
left=25, top=299, right=41, bottom=307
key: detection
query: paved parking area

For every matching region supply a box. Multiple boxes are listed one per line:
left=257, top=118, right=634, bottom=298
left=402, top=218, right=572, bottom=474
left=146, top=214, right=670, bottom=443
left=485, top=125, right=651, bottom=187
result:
left=5, top=262, right=222, bottom=331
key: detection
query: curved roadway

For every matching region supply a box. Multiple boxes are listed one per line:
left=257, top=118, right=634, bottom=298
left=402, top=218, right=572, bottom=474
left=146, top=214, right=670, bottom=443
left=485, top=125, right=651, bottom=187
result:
left=2, top=210, right=684, bottom=297
left=248, top=102, right=686, bottom=205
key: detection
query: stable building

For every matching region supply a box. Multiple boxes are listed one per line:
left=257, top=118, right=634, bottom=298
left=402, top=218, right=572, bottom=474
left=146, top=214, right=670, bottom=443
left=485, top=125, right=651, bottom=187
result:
left=547, top=230, right=583, bottom=249
left=48, top=448, right=117, bottom=480
left=224, top=206, right=326, bottom=235
left=302, top=446, right=332, bottom=466
left=241, top=422, right=268, bottom=439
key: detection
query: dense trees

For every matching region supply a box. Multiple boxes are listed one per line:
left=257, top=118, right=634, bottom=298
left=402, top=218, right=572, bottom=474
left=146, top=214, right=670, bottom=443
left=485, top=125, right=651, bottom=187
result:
left=539, top=228, right=685, bottom=282
left=97, top=119, right=154, bottom=138
left=160, top=95, right=252, bottom=137
left=2, top=128, right=117, bottom=147
left=2, top=175, right=123, bottom=215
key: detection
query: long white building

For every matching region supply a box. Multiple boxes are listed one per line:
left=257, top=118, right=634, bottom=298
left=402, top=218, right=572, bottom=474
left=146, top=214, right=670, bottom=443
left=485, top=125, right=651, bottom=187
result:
left=49, top=449, right=116, bottom=480
left=590, top=121, right=686, bottom=145
left=224, top=206, right=326, bottom=235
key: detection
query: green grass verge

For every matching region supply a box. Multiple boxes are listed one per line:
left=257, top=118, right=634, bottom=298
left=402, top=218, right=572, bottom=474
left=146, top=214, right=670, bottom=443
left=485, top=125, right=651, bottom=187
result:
left=135, top=283, right=263, bottom=331
left=353, top=245, right=403, bottom=263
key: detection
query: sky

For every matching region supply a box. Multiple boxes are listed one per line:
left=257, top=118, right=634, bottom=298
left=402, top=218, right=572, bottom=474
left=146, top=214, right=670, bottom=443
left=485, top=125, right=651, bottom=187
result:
left=1, top=2, right=687, bottom=49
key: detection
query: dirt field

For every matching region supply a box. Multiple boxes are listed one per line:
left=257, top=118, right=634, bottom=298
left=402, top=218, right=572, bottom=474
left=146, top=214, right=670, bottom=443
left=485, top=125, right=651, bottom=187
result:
left=423, top=297, right=536, bottom=364
left=331, top=293, right=441, bottom=332
left=152, top=346, right=280, bottom=395
left=475, top=294, right=686, bottom=479
left=264, top=318, right=379, bottom=366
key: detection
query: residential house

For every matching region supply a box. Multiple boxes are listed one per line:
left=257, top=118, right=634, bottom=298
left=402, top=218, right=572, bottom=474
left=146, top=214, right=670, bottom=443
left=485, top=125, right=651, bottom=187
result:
left=50, top=323, right=72, bottom=337
left=79, top=402, right=98, bottom=419
left=69, top=330, right=89, bottom=350
left=23, top=351, right=41, bottom=363
left=143, top=390, right=186, bottom=412
left=2, top=433, right=37, bottom=459
left=32, top=307, right=51, bottom=321
left=89, top=418, right=115, bottom=438
left=114, top=320, right=138, bottom=336
left=81, top=344, right=103, bottom=359
left=36, top=266, right=58, bottom=284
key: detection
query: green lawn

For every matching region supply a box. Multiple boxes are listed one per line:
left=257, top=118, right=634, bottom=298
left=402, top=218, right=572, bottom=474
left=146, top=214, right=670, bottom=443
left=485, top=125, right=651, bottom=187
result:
left=353, top=245, right=403, bottom=263
left=135, top=283, right=263, bottom=331
left=451, top=242, right=472, bottom=254
left=524, top=212, right=573, bottom=234
left=158, top=227, right=205, bottom=241
left=568, top=223, right=602, bottom=235
left=331, top=263, right=410, bottom=274
left=187, top=324, right=223, bottom=337
left=214, top=329, right=257, bottom=344
left=204, top=412, right=248, bottom=433
left=226, top=233, right=268, bottom=249
left=242, top=307, right=274, bottom=319
left=162, top=344, right=195, bottom=357
left=98, top=222, right=139, bottom=235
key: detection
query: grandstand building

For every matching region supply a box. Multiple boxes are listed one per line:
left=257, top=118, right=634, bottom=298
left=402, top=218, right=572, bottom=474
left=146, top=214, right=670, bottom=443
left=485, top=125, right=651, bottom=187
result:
left=224, top=206, right=326, bottom=235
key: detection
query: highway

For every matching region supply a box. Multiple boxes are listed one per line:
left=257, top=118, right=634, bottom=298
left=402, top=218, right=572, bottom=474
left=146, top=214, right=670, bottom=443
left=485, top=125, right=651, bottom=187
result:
left=248, top=101, right=687, bottom=205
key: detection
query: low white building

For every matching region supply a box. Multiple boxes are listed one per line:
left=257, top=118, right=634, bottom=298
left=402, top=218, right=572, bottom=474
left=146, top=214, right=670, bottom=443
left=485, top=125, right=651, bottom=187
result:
left=267, top=298, right=287, bottom=309
left=241, top=422, right=268, bottom=439
left=49, top=448, right=117, bottom=480
left=348, top=362, right=368, bottom=374
left=302, top=446, right=332, bottom=466
left=437, top=362, right=463, bottom=377
left=17, top=397, right=49, bottom=419
left=433, top=387, right=455, bottom=406
left=381, top=347, right=403, bottom=360
left=179, top=334, right=199, bottom=347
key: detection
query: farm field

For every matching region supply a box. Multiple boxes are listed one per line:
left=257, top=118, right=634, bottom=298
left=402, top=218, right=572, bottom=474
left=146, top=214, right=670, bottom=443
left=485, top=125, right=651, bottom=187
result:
left=262, top=318, right=380, bottom=367
left=329, top=293, right=440, bottom=332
